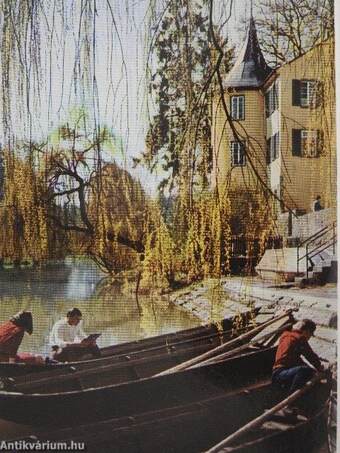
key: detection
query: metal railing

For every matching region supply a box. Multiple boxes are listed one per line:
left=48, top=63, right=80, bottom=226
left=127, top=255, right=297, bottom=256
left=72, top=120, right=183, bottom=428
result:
left=297, top=221, right=337, bottom=278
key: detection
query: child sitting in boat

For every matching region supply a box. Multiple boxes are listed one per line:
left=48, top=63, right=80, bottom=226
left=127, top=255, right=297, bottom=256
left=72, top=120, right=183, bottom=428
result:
left=50, top=307, right=101, bottom=361
left=272, top=319, right=324, bottom=393
left=0, top=311, right=44, bottom=364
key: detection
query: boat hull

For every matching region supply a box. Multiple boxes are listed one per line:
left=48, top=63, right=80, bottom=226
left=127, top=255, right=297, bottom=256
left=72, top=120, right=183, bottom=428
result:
left=0, top=347, right=276, bottom=426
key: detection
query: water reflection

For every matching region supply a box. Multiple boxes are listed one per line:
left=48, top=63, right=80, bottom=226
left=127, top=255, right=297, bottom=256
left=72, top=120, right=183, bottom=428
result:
left=0, top=261, right=200, bottom=355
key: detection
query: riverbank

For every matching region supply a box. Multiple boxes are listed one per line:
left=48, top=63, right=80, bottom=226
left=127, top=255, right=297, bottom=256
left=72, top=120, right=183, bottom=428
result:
left=169, top=276, right=337, bottom=362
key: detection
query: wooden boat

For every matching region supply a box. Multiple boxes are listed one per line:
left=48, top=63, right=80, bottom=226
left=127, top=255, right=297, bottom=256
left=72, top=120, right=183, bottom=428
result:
left=0, top=314, right=263, bottom=388
left=11, top=366, right=330, bottom=453
left=2, top=329, right=254, bottom=393
left=0, top=345, right=277, bottom=426
left=0, top=310, right=258, bottom=377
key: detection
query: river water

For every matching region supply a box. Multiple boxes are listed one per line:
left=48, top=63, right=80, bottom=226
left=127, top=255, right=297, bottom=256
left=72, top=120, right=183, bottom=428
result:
left=0, top=260, right=200, bottom=356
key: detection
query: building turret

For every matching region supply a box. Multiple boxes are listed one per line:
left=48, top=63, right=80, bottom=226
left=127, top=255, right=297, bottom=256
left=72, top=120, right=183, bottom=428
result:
left=225, top=17, right=272, bottom=89
left=211, top=16, right=270, bottom=195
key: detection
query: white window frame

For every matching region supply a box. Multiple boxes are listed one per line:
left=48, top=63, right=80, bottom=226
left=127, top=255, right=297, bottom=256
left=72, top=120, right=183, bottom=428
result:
left=231, top=141, right=246, bottom=166
left=301, top=129, right=318, bottom=157
left=231, top=96, right=245, bottom=120
left=300, top=80, right=317, bottom=107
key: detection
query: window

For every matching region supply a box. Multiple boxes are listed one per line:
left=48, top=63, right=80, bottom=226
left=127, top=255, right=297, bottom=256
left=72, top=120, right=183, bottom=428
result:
left=231, top=141, right=246, bottom=166
left=265, top=82, right=279, bottom=117
left=301, top=129, right=318, bottom=157
left=292, top=129, right=322, bottom=157
left=230, top=96, right=245, bottom=120
left=266, top=132, right=280, bottom=163
left=300, top=81, right=317, bottom=107
left=292, top=79, right=322, bottom=108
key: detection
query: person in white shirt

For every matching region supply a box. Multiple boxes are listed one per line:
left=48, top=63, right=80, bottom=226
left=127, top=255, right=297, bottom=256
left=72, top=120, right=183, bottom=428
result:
left=50, top=308, right=100, bottom=360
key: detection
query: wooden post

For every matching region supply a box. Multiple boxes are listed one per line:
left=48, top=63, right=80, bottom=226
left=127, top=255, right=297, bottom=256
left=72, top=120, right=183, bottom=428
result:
left=154, top=310, right=293, bottom=376
left=205, top=372, right=326, bottom=453
left=192, top=321, right=292, bottom=369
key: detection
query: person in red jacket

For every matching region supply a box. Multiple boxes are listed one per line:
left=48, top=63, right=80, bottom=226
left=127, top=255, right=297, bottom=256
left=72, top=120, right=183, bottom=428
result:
left=272, top=319, right=323, bottom=393
left=0, top=311, right=33, bottom=362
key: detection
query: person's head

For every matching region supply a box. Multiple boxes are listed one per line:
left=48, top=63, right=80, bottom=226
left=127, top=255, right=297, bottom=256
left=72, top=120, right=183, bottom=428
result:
left=11, top=311, right=33, bottom=335
left=66, top=308, right=82, bottom=326
left=294, top=319, right=316, bottom=340
left=316, top=195, right=321, bottom=201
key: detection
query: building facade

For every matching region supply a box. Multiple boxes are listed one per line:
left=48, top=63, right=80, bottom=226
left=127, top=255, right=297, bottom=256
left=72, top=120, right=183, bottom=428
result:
left=212, top=18, right=336, bottom=221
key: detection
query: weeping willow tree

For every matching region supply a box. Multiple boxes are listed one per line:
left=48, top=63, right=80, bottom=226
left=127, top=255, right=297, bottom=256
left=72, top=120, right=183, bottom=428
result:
left=0, top=148, right=67, bottom=265
left=0, top=1, right=150, bottom=274
left=135, top=0, right=237, bottom=285
left=38, top=111, right=148, bottom=274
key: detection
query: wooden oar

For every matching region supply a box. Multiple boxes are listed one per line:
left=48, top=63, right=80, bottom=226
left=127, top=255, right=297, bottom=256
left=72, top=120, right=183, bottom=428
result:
left=205, top=371, right=327, bottom=453
left=192, top=321, right=293, bottom=369
left=154, top=310, right=294, bottom=376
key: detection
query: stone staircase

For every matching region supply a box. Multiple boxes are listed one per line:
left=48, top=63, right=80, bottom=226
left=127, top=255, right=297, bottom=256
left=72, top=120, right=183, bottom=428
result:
left=256, top=220, right=337, bottom=285
left=294, top=247, right=337, bottom=286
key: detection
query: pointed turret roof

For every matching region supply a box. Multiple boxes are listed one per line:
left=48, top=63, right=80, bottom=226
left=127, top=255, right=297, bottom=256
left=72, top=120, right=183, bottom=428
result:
left=225, top=17, right=273, bottom=89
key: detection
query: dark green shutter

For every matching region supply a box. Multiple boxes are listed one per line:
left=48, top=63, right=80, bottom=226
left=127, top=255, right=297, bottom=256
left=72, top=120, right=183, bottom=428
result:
left=292, top=80, right=300, bottom=106
left=292, top=129, right=301, bottom=156
left=265, top=92, right=269, bottom=117
left=266, top=138, right=271, bottom=164
left=317, top=130, right=324, bottom=155
left=274, top=83, right=279, bottom=110
left=241, top=141, right=246, bottom=165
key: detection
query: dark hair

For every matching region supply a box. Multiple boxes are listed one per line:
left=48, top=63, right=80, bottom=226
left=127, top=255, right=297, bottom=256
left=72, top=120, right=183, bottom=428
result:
left=294, top=319, right=317, bottom=334
left=11, top=311, right=33, bottom=335
left=67, top=308, right=82, bottom=318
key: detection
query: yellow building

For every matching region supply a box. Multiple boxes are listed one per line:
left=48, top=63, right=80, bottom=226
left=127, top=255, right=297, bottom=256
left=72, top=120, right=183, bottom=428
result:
left=212, top=17, right=336, bottom=280
left=212, top=18, right=335, bottom=215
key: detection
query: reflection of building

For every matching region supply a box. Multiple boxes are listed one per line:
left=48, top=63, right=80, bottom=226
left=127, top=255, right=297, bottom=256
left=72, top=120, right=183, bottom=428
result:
left=212, top=16, right=336, bottom=281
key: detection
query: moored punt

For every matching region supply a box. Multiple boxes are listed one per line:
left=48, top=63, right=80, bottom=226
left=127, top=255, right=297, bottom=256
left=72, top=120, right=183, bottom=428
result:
left=0, top=315, right=262, bottom=386
left=0, top=310, right=258, bottom=377
left=206, top=372, right=331, bottom=453
left=3, top=333, right=252, bottom=393
left=2, top=312, right=290, bottom=395
left=10, top=372, right=330, bottom=453
left=0, top=346, right=277, bottom=426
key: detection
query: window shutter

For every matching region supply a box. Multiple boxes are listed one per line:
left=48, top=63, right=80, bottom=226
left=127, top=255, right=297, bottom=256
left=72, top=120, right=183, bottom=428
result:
left=276, top=132, right=280, bottom=159
left=292, top=80, right=300, bottom=106
left=317, top=130, right=324, bottom=155
left=265, top=93, right=269, bottom=117
left=274, top=83, right=279, bottom=110
left=241, top=141, right=246, bottom=165
left=266, top=138, right=271, bottom=164
left=292, top=129, right=302, bottom=156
